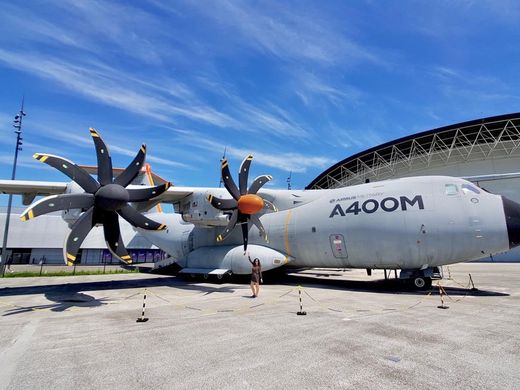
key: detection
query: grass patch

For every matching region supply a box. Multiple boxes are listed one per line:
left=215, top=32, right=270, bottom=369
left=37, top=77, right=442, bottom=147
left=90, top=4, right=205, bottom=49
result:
left=3, top=268, right=140, bottom=278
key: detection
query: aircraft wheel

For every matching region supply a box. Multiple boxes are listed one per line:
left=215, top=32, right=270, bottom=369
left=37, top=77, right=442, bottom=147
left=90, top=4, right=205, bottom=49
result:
left=203, top=274, right=209, bottom=280
left=217, top=274, right=223, bottom=280
left=413, top=276, right=432, bottom=290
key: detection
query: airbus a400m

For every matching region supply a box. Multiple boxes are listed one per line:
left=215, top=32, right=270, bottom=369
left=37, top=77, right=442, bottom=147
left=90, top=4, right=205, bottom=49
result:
left=2, top=129, right=520, bottom=289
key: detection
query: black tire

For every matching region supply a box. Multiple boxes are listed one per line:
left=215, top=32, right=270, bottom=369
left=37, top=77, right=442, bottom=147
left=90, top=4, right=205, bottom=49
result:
left=413, top=276, right=432, bottom=290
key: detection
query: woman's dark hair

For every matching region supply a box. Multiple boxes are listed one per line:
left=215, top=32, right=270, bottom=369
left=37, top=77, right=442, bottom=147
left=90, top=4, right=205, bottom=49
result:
left=253, top=258, right=260, bottom=266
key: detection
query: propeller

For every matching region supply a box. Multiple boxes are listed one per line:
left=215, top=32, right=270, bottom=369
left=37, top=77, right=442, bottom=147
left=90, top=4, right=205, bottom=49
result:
left=207, top=155, right=277, bottom=251
left=20, top=128, right=171, bottom=265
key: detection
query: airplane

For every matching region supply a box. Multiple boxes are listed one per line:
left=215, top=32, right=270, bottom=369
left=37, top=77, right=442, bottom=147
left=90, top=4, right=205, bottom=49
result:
left=2, top=128, right=520, bottom=289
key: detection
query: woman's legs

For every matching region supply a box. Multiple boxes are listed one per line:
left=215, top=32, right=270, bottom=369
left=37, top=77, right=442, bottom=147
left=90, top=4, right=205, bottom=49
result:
left=254, top=282, right=260, bottom=297
left=250, top=282, right=256, bottom=296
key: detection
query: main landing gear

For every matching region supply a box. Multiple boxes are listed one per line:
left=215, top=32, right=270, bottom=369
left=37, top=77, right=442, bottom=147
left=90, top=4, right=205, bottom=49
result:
left=400, top=267, right=442, bottom=290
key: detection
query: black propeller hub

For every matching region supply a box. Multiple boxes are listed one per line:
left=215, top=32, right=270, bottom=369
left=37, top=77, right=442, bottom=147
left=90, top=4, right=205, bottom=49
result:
left=95, top=184, right=129, bottom=211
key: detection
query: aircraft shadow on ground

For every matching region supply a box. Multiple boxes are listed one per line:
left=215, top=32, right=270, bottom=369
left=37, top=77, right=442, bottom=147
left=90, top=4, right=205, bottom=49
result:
left=278, top=274, right=509, bottom=297
left=2, top=291, right=110, bottom=316
left=0, top=273, right=508, bottom=315
left=0, top=276, right=243, bottom=300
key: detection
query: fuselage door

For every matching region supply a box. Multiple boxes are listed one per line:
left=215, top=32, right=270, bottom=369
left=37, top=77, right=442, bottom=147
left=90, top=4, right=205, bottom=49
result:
left=330, top=234, right=348, bottom=258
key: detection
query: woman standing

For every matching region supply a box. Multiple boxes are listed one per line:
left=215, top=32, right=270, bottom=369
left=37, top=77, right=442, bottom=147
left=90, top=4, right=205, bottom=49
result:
left=248, top=253, right=263, bottom=297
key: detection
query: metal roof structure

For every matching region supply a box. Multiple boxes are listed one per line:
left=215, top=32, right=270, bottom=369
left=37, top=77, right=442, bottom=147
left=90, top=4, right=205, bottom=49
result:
left=307, top=113, right=520, bottom=189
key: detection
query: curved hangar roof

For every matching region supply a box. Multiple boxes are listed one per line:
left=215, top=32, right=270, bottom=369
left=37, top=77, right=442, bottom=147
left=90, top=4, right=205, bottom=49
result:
left=307, top=113, right=520, bottom=190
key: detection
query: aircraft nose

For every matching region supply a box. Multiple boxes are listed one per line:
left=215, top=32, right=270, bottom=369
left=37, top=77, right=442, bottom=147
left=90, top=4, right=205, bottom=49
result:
left=502, top=197, right=520, bottom=248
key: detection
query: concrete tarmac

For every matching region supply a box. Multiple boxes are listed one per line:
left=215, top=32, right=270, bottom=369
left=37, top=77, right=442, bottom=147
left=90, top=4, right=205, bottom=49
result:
left=0, top=263, right=519, bottom=390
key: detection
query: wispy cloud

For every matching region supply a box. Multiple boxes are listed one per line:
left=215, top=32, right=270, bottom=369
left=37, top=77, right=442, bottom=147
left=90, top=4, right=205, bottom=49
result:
left=0, top=48, right=238, bottom=127
left=169, top=128, right=334, bottom=173
left=183, top=0, right=382, bottom=66
left=22, top=119, right=191, bottom=170
left=293, top=71, right=364, bottom=108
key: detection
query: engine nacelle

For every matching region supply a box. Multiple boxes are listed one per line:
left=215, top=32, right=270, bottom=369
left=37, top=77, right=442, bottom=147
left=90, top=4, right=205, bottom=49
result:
left=179, top=191, right=229, bottom=226
left=61, top=181, right=86, bottom=227
left=179, top=245, right=291, bottom=274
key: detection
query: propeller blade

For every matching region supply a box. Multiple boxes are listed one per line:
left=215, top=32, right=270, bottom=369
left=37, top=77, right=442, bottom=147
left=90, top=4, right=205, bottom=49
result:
left=118, top=204, right=167, bottom=230
left=216, top=209, right=238, bottom=242
left=250, top=214, right=267, bottom=241
left=89, top=128, right=113, bottom=186
left=238, top=155, right=253, bottom=196
left=221, top=159, right=240, bottom=200
left=248, top=175, right=272, bottom=195
left=263, top=199, right=278, bottom=212
left=21, top=193, right=94, bottom=221
left=63, top=207, right=95, bottom=266
left=127, top=182, right=171, bottom=202
left=114, top=144, right=146, bottom=187
left=102, top=210, right=132, bottom=264
left=241, top=221, right=249, bottom=251
left=33, top=153, right=99, bottom=193
left=207, top=194, right=237, bottom=210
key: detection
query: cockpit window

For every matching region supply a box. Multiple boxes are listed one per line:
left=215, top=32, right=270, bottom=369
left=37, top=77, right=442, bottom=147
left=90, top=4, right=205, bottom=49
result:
left=445, top=184, right=458, bottom=195
left=461, top=183, right=481, bottom=194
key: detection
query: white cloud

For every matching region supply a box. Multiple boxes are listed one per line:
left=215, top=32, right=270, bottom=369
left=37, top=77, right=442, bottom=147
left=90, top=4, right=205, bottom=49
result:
left=185, top=1, right=382, bottom=66
left=0, top=49, right=238, bottom=128
left=169, top=128, right=334, bottom=173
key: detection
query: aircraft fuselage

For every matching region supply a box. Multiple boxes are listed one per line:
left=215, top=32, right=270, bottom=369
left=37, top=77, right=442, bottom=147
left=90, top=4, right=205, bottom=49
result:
left=140, top=176, right=518, bottom=273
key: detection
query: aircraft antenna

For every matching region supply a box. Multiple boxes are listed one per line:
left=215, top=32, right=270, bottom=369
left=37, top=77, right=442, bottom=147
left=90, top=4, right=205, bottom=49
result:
left=287, top=171, right=292, bottom=190
left=1, top=96, right=26, bottom=276
left=219, top=146, right=227, bottom=188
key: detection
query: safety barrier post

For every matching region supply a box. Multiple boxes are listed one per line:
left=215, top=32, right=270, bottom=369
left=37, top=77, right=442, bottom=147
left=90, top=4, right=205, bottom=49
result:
left=469, top=273, right=478, bottom=291
left=136, top=288, right=149, bottom=322
left=297, top=285, right=307, bottom=316
left=437, top=284, right=449, bottom=309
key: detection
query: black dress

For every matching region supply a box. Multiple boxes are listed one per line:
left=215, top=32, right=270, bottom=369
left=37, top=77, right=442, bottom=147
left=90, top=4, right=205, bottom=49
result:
left=249, top=257, right=262, bottom=283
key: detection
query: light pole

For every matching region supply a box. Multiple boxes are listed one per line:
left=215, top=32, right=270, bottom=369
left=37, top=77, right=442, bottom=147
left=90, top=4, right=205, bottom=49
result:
left=0, top=98, right=26, bottom=277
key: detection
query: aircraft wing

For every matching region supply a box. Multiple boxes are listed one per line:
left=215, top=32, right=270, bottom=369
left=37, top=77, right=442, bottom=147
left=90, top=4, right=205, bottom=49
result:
left=462, top=172, right=520, bottom=182
left=0, top=179, right=68, bottom=205
left=155, top=187, right=194, bottom=203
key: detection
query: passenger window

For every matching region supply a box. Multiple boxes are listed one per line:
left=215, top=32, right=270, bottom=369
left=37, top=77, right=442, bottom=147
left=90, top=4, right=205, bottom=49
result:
left=445, top=184, right=458, bottom=195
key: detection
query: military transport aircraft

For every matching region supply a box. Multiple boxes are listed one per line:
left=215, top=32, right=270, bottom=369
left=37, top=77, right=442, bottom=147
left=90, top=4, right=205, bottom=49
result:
left=1, top=129, right=520, bottom=289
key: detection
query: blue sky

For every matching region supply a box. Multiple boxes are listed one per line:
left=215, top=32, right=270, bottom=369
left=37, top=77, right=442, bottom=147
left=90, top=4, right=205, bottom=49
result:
left=1, top=0, right=519, bottom=200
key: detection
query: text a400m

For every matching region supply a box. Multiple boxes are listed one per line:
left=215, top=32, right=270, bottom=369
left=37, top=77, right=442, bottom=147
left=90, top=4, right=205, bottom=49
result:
left=329, top=195, right=424, bottom=218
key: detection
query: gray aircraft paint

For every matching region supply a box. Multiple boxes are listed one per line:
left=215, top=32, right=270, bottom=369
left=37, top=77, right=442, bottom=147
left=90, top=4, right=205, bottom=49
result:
left=138, top=176, right=510, bottom=273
